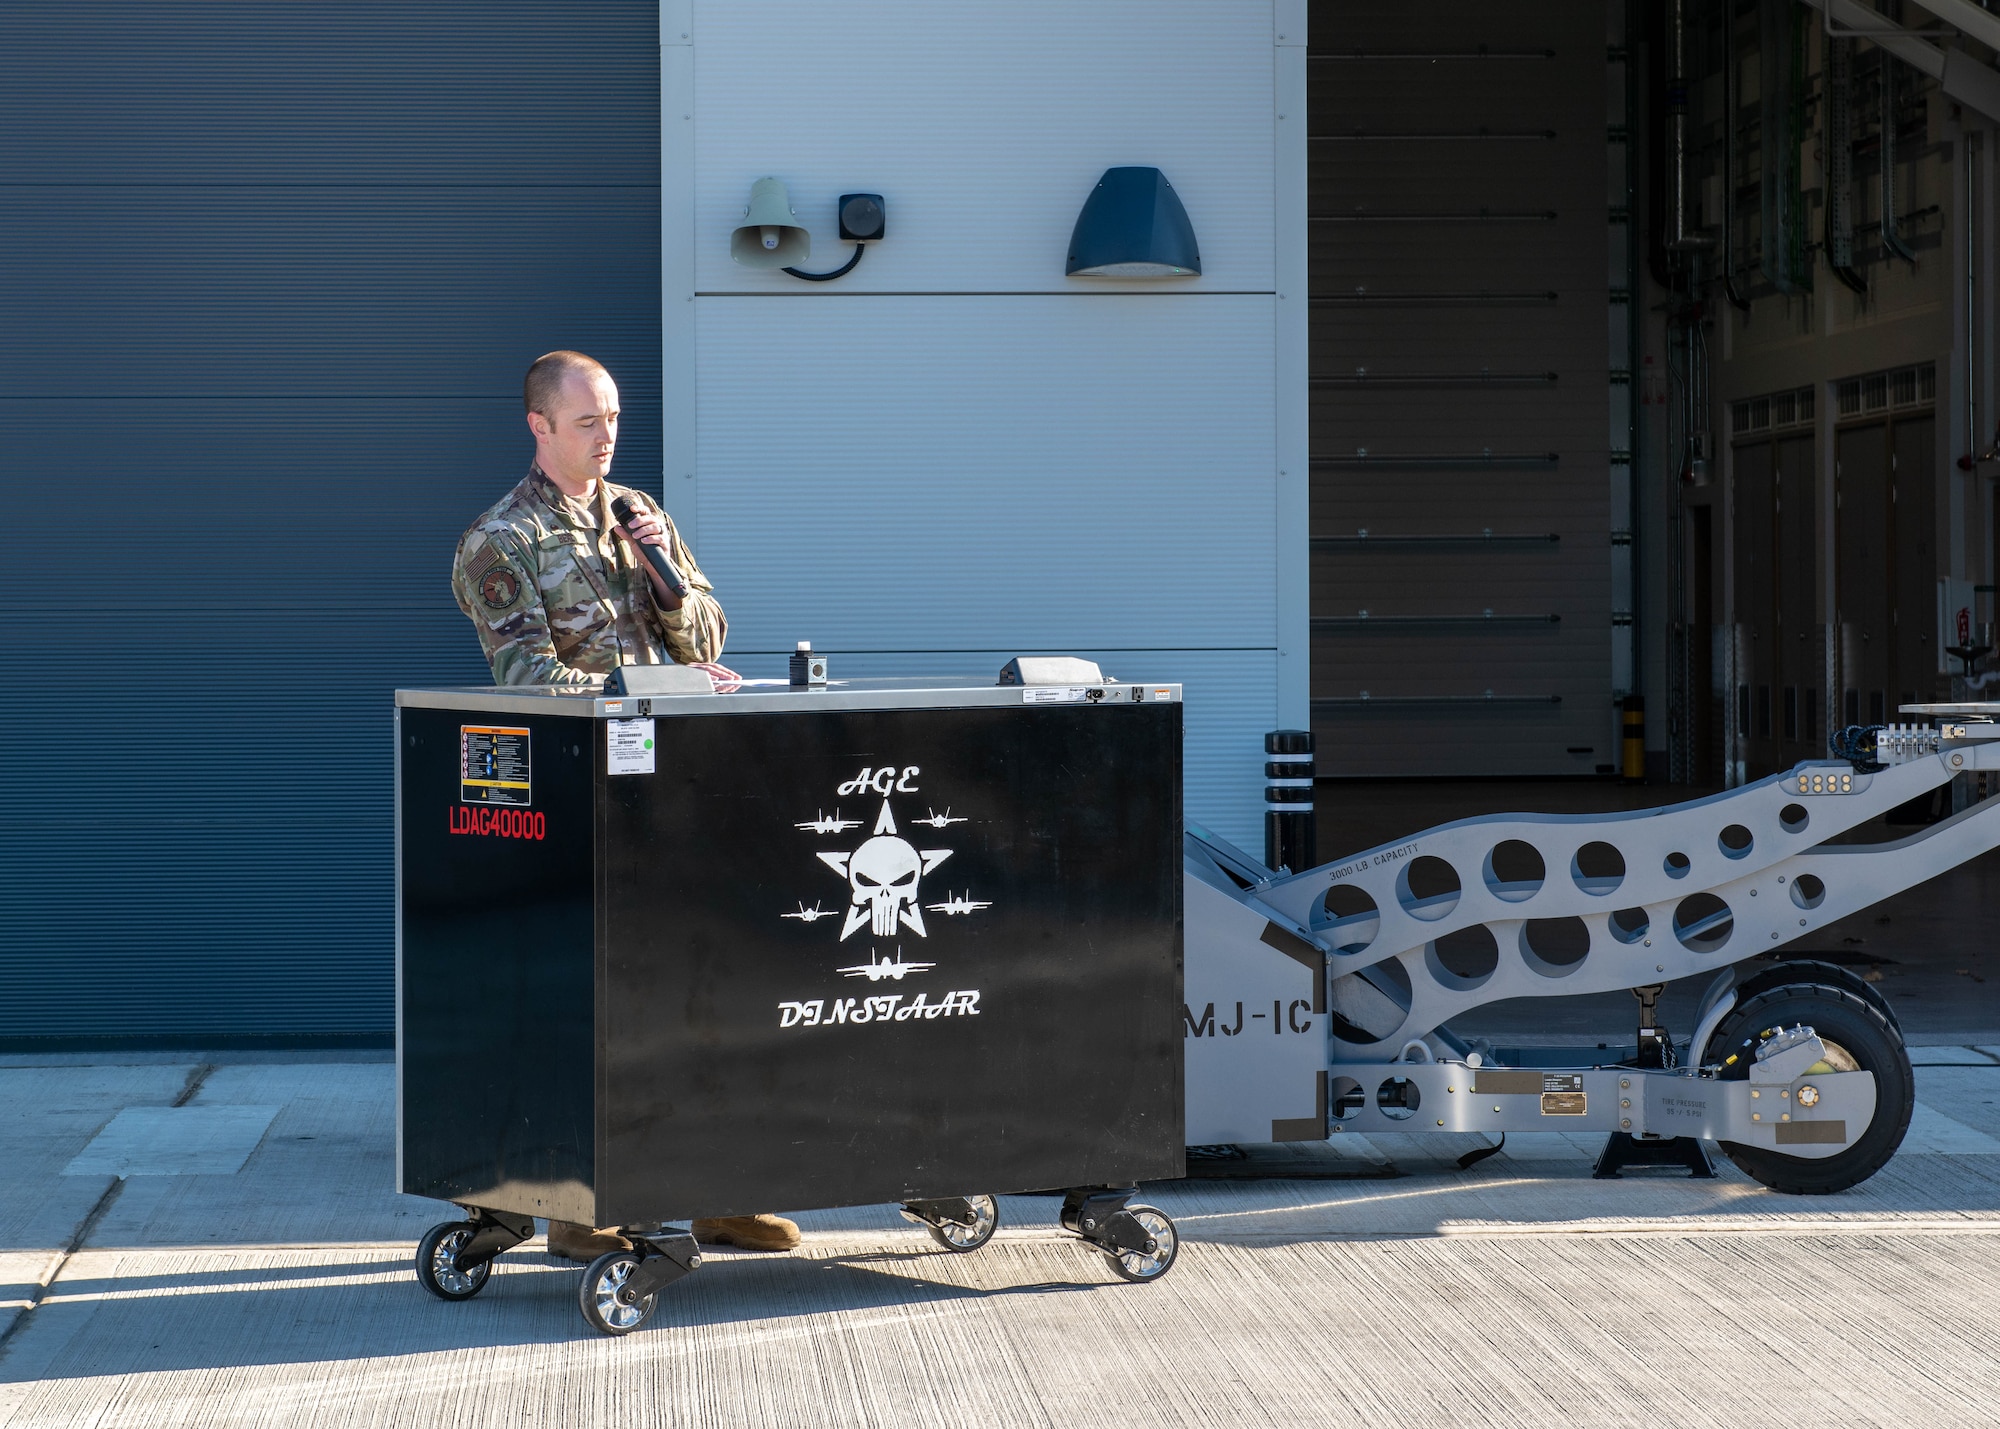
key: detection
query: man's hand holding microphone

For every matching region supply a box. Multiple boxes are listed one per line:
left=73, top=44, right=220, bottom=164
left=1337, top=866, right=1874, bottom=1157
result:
left=611, top=495, right=740, bottom=685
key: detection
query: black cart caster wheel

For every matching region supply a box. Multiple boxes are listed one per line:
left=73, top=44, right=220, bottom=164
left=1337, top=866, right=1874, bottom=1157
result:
left=579, top=1250, right=657, bottom=1336
left=926, top=1194, right=999, bottom=1253
left=1103, top=1205, right=1178, bottom=1284
left=415, top=1221, right=493, bottom=1301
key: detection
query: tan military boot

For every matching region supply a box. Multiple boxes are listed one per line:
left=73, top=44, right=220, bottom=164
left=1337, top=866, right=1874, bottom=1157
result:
left=691, top=1214, right=802, bottom=1252
left=546, top=1221, right=633, bottom=1262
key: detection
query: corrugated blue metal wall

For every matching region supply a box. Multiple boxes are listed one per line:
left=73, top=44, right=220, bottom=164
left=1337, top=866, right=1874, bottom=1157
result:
left=0, top=2, right=661, bottom=1043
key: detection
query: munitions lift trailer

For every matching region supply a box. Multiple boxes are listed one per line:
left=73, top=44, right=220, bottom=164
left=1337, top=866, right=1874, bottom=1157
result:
left=1185, top=708, right=2000, bottom=1192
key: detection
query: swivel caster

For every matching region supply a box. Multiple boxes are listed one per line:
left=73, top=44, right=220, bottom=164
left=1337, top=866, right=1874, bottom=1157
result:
left=415, top=1209, right=530, bottom=1301
left=899, top=1194, right=999, bottom=1253
left=577, top=1229, right=702, bottom=1336
left=1101, top=1204, right=1177, bottom=1283
left=415, top=1221, right=491, bottom=1301
left=579, top=1251, right=656, bottom=1336
left=1060, top=1188, right=1180, bottom=1285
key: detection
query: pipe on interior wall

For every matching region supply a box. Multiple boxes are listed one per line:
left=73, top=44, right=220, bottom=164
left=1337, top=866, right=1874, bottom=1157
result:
left=1665, top=0, right=1712, bottom=252
left=1882, top=55, right=1918, bottom=266
left=1667, top=0, right=1689, bottom=247
left=1970, top=131, right=1980, bottom=471
left=1826, top=35, right=1869, bottom=294
left=1692, top=308, right=1711, bottom=482
left=1666, top=313, right=1692, bottom=784
left=1722, top=0, right=1749, bottom=308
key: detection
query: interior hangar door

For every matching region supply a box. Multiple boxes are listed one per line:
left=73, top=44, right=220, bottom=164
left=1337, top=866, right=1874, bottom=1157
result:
left=1728, top=430, right=1818, bottom=781
left=1309, top=1, right=1612, bottom=775
left=1835, top=414, right=1939, bottom=727
left=0, top=4, right=661, bottom=1043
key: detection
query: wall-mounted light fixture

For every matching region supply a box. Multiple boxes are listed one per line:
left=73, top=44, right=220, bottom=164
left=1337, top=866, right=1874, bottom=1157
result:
left=1066, top=167, right=1200, bottom=278
left=731, top=177, right=885, bottom=282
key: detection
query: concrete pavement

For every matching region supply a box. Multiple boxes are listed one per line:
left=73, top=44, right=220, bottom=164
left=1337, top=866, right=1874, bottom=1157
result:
left=3, top=1048, right=2000, bottom=1426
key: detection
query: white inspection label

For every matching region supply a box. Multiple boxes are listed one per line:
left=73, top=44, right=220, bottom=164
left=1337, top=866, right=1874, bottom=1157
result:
left=607, top=718, right=657, bottom=775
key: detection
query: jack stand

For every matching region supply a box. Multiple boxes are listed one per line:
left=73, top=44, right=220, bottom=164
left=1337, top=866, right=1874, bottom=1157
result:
left=1595, top=1133, right=1716, bottom=1178
left=1631, top=983, right=1672, bottom=1070
left=1593, top=986, right=1715, bottom=1178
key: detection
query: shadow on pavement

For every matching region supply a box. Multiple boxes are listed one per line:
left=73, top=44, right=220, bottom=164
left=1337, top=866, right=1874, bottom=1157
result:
left=0, top=1243, right=1115, bottom=1382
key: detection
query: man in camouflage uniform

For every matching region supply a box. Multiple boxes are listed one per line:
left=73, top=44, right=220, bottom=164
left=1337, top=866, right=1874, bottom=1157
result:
left=452, top=351, right=730, bottom=685
left=451, top=350, right=802, bottom=1259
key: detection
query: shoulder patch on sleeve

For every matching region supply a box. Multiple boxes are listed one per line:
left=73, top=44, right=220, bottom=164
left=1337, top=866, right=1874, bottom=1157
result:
left=477, top=565, right=524, bottom=611
left=462, top=537, right=501, bottom=579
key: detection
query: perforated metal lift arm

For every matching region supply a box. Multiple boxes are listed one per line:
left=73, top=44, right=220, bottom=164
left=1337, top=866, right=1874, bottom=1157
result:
left=1207, top=729, right=2000, bottom=1061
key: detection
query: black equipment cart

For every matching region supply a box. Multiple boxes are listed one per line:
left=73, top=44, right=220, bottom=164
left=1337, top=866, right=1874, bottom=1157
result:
left=395, top=674, right=1185, bottom=1333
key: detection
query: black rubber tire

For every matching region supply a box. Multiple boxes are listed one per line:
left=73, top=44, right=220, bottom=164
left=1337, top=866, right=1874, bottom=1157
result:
left=1728, top=959, right=1901, bottom=1038
left=925, top=1195, right=999, bottom=1253
left=1102, top=1204, right=1179, bottom=1284
left=415, top=1221, right=492, bottom=1301
left=1703, top=981, right=1913, bottom=1194
left=578, top=1251, right=657, bottom=1336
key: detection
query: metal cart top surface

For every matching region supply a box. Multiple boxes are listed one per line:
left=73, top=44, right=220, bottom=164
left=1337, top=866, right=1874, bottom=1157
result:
left=395, top=674, right=1180, bottom=720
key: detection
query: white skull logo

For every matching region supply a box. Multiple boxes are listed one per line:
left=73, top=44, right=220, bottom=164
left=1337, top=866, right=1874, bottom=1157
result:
left=848, top=834, right=922, bottom=937
left=817, top=801, right=952, bottom=941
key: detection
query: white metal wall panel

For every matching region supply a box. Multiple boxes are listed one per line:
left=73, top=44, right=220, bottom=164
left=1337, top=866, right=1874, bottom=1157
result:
left=696, top=295, right=1277, bottom=650
left=794, top=649, right=1277, bottom=850
left=688, top=1, right=1276, bottom=295
left=676, top=1, right=1300, bottom=847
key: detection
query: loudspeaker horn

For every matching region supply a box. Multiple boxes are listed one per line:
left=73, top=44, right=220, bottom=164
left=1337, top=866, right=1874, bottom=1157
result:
left=730, top=177, right=811, bottom=268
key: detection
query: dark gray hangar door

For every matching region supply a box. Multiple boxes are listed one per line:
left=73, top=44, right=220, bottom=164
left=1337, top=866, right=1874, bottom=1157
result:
left=1309, top=2, right=1613, bottom=775
left=0, top=4, right=661, bottom=1045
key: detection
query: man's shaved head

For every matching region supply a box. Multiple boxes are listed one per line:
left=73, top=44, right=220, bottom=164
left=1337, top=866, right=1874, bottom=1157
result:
left=523, top=351, right=620, bottom=496
left=524, top=350, right=611, bottom=420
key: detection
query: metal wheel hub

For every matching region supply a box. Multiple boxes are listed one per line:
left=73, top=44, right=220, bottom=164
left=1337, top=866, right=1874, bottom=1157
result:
left=934, top=1196, right=998, bottom=1247
left=1807, top=1037, right=1862, bottom=1074
left=1111, top=1209, right=1175, bottom=1278
left=431, top=1230, right=484, bottom=1295
left=592, top=1260, right=652, bottom=1331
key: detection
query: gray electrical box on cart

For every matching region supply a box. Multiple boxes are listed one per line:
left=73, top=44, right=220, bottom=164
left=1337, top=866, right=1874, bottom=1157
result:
left=395, top=676, right=1186, bottom=1333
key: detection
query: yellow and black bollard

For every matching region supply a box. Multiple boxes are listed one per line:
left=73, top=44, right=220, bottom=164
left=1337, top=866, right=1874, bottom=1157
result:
left=1621, top=695, right=1645, bottom=784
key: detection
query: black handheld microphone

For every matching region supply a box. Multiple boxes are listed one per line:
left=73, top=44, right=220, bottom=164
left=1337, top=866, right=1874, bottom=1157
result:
left=610, top=496, right=690, bottom=599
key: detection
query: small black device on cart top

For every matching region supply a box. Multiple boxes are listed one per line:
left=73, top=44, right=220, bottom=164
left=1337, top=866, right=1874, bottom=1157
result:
left=789, top=640, right=828, bottom=686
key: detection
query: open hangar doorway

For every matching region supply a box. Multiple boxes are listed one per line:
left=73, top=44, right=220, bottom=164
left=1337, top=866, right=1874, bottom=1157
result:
left=1305, top=0, right=2000, bottom=1040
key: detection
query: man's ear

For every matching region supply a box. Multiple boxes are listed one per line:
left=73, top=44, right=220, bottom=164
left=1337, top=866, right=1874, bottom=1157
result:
left=525, top=410, right=548, bottom=440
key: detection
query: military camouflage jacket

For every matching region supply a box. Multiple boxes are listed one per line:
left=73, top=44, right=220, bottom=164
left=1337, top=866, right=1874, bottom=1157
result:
left=452, top=466, right=726, bottom=685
